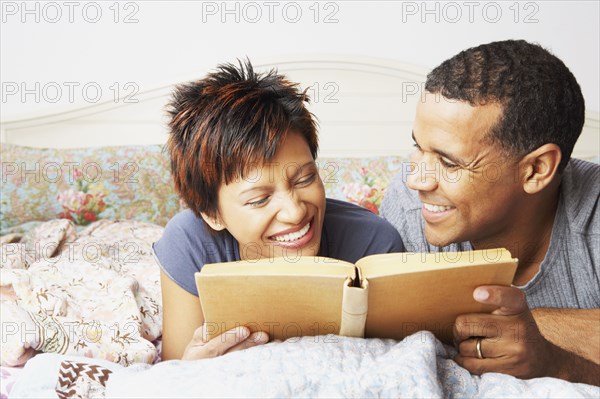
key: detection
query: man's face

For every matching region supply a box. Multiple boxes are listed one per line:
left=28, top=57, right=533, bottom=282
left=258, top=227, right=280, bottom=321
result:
left=407, top=93, right=526, bottom=248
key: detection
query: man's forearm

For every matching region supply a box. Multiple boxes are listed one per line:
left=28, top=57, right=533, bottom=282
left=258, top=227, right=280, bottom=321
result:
left=547, top=342, right=600, bottom=386
left=532, top=308, right=599, bottom=364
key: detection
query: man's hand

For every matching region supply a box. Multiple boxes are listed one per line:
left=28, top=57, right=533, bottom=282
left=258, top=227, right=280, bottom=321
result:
left=181, top=324, right=269, bottom=361
left=453, top=286, right=600, bottom=386
left=453, top=285, right=556, bottom=379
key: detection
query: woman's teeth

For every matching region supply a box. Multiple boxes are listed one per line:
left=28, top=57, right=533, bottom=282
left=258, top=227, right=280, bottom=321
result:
left=272, top=222, right=310, bottom=242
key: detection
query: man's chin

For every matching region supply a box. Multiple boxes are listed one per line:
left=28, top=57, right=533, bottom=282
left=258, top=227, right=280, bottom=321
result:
left=424, top=229, right=455, bottom=248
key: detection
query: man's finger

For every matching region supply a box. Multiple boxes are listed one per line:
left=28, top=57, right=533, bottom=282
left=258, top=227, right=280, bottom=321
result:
left=453, top=314, right=506, bottom=342
left=458, top=337, right=499, bottom=359
left=474, top=285, right=528, bottom=316
left=454, top=353, right=505, bottom=376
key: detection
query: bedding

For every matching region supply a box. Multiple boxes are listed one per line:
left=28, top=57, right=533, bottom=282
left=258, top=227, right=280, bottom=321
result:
left=1, top=218, right=163, bottom=367
left=6, top=334, right=599, bottom=398
left=1, top=143, right=599, bottom=398
left=0, top=143, right=181, bottom=233
left=0, top=143, right=402, bottom=235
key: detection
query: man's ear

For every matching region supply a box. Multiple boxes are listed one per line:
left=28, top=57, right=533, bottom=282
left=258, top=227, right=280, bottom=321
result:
left=519, top=143, right=562, bottom=194
left=200, top=212, right=226, bottom=231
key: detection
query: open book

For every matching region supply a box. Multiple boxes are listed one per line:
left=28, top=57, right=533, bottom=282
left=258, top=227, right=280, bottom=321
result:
left=195, top=248, right=517, bottom=343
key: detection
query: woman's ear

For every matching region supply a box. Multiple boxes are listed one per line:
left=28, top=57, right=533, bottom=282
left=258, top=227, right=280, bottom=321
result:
left=200, top=213, right=226, bottom=231
left=519, top=143, right=562, bottom=194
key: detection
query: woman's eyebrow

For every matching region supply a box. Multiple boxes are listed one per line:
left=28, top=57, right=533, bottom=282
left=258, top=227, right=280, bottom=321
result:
left=285, top=160, right=316, bottom=180
left=238, top=186, right=269, bottom=196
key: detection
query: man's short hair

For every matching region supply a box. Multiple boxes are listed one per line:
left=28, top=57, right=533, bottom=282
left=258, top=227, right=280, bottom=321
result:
left=425, top=39, right=585, bottom=172
left=166, top=60, right=318, bottom=220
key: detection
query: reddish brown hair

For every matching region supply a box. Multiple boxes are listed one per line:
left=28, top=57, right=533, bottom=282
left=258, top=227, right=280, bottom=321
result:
left=166, top=60, right=318, bottom=220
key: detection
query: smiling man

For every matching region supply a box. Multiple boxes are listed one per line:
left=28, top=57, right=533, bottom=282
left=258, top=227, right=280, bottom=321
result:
left=381, top=40, right=599, bottom=385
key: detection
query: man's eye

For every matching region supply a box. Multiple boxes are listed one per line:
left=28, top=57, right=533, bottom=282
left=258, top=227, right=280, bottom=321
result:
left=246, top=196, right=269, bottom=207
left=439, top=157, right=458, bottom=168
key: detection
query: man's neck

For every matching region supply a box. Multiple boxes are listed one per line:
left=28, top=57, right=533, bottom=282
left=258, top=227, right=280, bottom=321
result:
left=473, top=184, right=561, bottom=286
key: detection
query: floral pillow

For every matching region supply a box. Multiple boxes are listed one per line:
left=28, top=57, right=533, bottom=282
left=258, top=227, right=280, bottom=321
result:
left=1, top=143, right=183, bottom=234
left=318, top=156, right=406, bottom=215
left=0, top=142, right=407, bottom=235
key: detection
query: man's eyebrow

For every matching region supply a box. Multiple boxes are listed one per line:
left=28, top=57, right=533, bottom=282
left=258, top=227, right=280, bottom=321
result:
left=411, top=131, right=468, bottom=166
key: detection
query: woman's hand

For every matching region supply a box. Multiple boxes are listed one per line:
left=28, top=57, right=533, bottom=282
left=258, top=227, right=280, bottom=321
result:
left=181, top=324, right=269, bottom=360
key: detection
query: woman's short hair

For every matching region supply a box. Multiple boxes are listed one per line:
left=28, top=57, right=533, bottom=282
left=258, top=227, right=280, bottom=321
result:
left=166, top=60, right=318, bottom=220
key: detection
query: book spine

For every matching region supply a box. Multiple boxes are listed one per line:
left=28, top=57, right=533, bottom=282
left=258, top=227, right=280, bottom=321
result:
left=339, top=278, right=369, bottom=338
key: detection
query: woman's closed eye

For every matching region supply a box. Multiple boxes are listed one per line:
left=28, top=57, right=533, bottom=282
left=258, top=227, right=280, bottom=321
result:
left=246, top=196, right=270, bottom=208
left=295, top=173, right=316, bottom=187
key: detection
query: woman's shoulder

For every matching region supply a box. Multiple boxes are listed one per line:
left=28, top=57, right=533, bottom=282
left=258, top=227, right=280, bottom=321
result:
left=165, top=209, right=204, bottom=230
left=325, top=198, right=382, bottom=219
left=322, top=198, right=404, bottom=260
left=324, top=198, right=400, bottom=234
left=158, top=209, right=224, bottom=252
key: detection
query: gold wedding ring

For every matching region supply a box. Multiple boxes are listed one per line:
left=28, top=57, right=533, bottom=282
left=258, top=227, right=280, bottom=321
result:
left=476, top=337, right=484, bottom=359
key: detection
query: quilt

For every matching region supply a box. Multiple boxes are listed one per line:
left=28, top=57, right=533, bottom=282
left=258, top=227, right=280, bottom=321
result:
left=1, top=219, right=163, bottom=367
left=6, top=333, right=599, bottom=398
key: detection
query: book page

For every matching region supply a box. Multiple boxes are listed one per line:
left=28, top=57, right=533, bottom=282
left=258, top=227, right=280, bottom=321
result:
left=196, top=257, right=356, bottom=341
left=356, top=248, right=515, bottom=278
left=201, top=256, right=356, bottom=277
left=357, top=249, right=517, bottom=343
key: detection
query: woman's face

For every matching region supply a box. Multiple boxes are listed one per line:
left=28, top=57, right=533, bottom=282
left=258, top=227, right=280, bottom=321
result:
left=209, top=132, right=326, bottom=261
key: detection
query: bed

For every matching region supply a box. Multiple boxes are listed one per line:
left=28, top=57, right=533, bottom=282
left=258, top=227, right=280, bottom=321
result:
left=1, top=55, right=599, bottom=398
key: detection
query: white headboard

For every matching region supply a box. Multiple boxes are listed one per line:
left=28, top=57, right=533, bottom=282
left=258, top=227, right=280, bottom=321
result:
left=1, top=55, right=598, bottom=159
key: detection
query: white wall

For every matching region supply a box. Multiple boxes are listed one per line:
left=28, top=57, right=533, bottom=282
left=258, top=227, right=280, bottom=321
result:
left=1, top=0, right=599, bottom=121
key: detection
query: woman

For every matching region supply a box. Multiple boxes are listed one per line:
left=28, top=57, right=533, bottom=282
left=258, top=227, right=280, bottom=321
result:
left=154, top=60, right=404, bottom=360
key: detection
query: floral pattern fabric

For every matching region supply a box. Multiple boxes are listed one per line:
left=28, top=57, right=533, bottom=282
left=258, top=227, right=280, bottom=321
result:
left=57, top=168, right=108, bottom=225
left=0, top=366, right=21, bottom=399
left=1, top=143, right=406, bottom=237
left=319, top=156, right=405, bottom=215
left=1, top=144, right=181, bottom=233
left=0, top=219, right=163, bottom=367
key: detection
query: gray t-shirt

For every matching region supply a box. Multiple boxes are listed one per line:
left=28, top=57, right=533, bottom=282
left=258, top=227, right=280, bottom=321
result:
left=154, top=198, right=405, bottom=295
left=381, top=158, right=599, bottom=309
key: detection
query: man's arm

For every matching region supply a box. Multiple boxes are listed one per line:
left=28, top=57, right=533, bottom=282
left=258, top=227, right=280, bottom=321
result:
left=532, top=308, right=600, bottom=364
left=453, top=286, right=600, bottom=386
left=547, top=341, right=600, bottom=386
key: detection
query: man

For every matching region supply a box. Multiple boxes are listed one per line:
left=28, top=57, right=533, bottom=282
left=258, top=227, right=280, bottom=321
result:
left=381, top=40, right=599, bottom=385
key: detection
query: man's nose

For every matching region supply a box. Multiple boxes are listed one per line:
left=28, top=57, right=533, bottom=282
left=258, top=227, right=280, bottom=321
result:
left=406, top=160, right=439, bottom=192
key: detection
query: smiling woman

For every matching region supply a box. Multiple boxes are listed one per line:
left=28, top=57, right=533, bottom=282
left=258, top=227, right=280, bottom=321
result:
left=214, top=132, right=325, bottom=261
left=152, top=60, right=405, bottom=361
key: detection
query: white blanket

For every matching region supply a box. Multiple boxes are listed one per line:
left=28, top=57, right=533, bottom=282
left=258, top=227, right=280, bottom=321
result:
left=8, top=332, right=598, bottom=398
left=97, top=332, right=596, bottom=398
